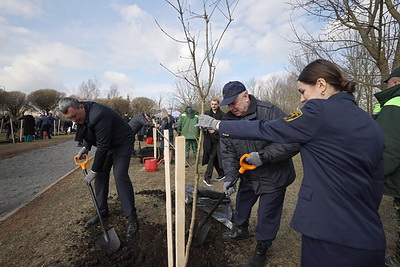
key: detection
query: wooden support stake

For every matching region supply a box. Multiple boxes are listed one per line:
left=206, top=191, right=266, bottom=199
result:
left=153, top=127, right=157, bottom=159
left=164, top=130, right=174, bottom=267
left=0, top=118, right=4, bottom=134
left=175, top=136, right=185, bottom=266
left=19, top=119, right=24, bottom=142
left=10, top=117, right=15, bottom=143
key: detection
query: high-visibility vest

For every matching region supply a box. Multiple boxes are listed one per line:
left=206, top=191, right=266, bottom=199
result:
left=373, top=96, right=400, bottom=115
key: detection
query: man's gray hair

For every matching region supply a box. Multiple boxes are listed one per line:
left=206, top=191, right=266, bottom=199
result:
left=58, top=97, right=81, bottom=114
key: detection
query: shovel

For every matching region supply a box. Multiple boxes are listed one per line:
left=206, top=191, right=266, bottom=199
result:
left=74, top=154, right=121, bottom=251
left=193, top=154, right=256, bottom=246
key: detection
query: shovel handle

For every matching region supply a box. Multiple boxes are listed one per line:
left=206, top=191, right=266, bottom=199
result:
left=239, top=154, right=256, bottom=174
left=74, top=154, right=89, bottom=171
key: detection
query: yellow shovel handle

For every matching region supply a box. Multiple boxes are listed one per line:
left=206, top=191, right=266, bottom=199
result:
left=238, top=154, right=257, bottom=174
left=74, top=154, right=89, bottom=170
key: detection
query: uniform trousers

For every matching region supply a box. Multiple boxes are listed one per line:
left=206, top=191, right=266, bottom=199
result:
left=235, top=182, right=286, bottom=246
left=301, top=235, right=384, bottom=267
left=94, top=144, right=137, bottom=219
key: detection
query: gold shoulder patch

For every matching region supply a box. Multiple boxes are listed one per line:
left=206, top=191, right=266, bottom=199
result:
left=283, top=110, right=303, bottom=122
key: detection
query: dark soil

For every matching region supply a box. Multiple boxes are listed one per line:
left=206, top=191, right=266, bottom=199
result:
left=68, top=189, right=245, bottom=267
left=0, top=147, right=396, bottom=267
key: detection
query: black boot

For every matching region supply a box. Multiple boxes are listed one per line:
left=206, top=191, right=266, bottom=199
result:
left=222, top=226, right=250, bottom=240
left=126, top=215, right=139, bottom=238
left=246, top=241, right=269, bottom=267
left=84, top=213, right=109, bottom=228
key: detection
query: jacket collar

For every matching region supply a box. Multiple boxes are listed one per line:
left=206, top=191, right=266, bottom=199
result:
left=328, top=91, right=357, bottom=105
left=374, top=84, right=400, bottom=104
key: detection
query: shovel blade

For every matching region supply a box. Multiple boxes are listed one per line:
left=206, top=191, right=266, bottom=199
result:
left=96, top=228, right=120, bottom=251
left=192, top=222, right=212, bottom=246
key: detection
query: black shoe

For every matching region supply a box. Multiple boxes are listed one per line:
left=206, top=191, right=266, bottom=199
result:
left=126, top=219, right=139, bottom=238
left=84, top=213, right=109, bottom=228
left=246, top=242, right=269, bottom=267
left=222, top=226, right=250, bottom=240
left=215, top=175, right=226, bottom=182
left=385, top=256, right=400, bottom=267
left=203, top=177, right=212, bottom=187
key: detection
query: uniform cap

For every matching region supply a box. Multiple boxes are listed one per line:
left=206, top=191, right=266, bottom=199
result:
left=384, top=67, right=400, bottom=83
left=220, top=81, right=246, bottom=106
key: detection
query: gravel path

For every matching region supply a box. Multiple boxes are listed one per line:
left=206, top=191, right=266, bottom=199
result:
left=0, top=140, right=95, bottom=219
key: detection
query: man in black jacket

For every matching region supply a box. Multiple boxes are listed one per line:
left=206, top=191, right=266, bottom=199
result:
left=58, top=97, right=138, bottom=238
left=202, top=98, right=225, bottom=186
left=219, top=81, right=299, bottom=267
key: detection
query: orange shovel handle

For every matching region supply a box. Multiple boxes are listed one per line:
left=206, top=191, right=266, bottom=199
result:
left=238, top=154, right=257, bottom=174
left=74, top=154, right=89, bottom=170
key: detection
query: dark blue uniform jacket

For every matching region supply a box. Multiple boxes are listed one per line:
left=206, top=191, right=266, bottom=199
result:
left=77, top=102, right=134, bottom=173
left=219, top=92, right=386, bottom=251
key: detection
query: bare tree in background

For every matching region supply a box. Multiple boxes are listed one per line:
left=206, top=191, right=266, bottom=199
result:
left=289, top=0, right=400, bottom=86
left=172, top=80, right=201, bottom=109
left=106, top=84, right=121, bottom=99
left=249, top=75, right=300, bottom=114
left=157, top=0, right=238, bottom=263
left=77, top=77, right=101, bottom=100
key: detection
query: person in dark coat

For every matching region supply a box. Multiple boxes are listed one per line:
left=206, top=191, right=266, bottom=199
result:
left=214, top=81, right=299, bottom=267
left=63, top=119, right=73, bottom=134
left=373, top=67, right=400, bottom=266
left=18, top=114, right=36, bottom=142
left=128, top=113, right=153, bottom=157
left=201, top=98, right=225, bottom=186
left=159, top=110, right=175, bottom=163
left=196, top=60, right=386, bottom=267
left=38, top=114, right=51, bottom=139
left=47, top=113, right=55, bottom=136
left=58, top=97, right=139, bottom=238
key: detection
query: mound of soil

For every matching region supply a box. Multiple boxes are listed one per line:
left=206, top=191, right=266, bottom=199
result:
left=68, top=189, right=245, bottom=267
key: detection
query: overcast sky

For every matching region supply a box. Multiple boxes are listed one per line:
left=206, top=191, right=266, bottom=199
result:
left=0, top=0, right=320, bottom=104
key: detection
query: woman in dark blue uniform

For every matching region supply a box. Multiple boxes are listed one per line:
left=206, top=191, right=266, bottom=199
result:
left=196, top=59, right=386, bottom=266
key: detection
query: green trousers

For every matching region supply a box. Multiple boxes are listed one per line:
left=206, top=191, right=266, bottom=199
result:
left=185, top=139, right=197, bottom=159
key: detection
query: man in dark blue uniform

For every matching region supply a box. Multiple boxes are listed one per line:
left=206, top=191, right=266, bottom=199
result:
left=216, top=81, right=299, bottom=267
left=196, top=60, right=386, bottom=266
left=59, top=97, right=138, bottom=238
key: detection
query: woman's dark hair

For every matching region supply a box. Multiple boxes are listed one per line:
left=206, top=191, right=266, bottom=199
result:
left=298, top=59, right=356, bottom=93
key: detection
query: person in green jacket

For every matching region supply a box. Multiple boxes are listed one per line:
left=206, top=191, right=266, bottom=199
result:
left=176, top=106, right=200, bottom=159
left=374, top=67, right=400, bottom=267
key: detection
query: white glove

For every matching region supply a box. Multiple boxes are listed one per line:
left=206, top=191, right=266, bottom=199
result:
left=84, top=171, right=97, bottom=185
left=77, top=147, right=89, bottom=159
left=224, top=181, right=237, bottom=197
left=246, top=152, right=263, bottom=167
left=195, top=115, right=220, bottom=130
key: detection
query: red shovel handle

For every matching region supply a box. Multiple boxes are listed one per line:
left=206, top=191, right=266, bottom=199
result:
left=74, top=154, right=89, bottom=170
left=238, top=154, right=257, bottom=174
